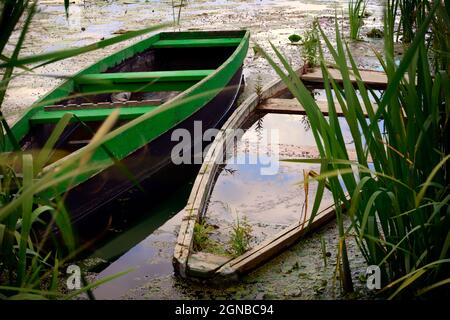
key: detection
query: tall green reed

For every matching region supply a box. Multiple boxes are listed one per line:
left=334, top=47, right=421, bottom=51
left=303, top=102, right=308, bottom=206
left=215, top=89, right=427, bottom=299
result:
left=348, top=0, right=366, bottom=40
left=300, top=19, right=320, bottom=68
left=398, top=0, right=418, bottom=43
left=0, top=0, right=166, bottom=299
left=257, top=0, right=449, bottom=298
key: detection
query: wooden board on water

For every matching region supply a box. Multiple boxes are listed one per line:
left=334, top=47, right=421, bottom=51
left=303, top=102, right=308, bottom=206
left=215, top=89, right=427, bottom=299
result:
left=257, top=98, right=377, bottom=117
left=300, top=67, right=388, bottom=89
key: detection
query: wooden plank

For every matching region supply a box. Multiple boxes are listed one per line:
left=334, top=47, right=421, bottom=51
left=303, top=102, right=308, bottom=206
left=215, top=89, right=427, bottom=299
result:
left=300, top=67, right=388, bottom=89
left=187, top=252, right=233, bottom=278
left=44, top=99, right=162, bottom=111
left=75, top=70, right=214, bottom=84
left=152, top=38, right=242, bottom=48
left=257, top=98, right=377, bottom=117
left=30, top=105, right=157, bottom=124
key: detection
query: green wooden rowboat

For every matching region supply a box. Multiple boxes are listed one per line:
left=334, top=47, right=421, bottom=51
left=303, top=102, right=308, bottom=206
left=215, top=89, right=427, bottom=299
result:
left=4, top=30, right=249, bottom=231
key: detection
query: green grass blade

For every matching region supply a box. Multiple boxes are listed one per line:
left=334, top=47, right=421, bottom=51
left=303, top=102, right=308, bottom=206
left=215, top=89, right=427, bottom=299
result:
left=17, top=153, right=34, bottom=286
left=378, top=0, right=440, bottom=117
left=35, top=113, right=73, bottom=173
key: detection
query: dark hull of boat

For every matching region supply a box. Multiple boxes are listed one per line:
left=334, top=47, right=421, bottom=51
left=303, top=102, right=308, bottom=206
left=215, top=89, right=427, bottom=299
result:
left=61, top=67, right=244, bottom=235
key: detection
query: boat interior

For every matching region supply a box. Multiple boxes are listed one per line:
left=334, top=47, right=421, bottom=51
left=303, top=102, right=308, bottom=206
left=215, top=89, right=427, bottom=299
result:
left=30, top=35, right=243, bottom=123
left=21, top=33, right=244, bottom=164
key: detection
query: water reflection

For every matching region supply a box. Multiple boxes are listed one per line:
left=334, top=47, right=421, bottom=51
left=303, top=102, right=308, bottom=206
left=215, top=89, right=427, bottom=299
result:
left=204, top=113, right=341, bottom=244
left=93, top=182, right=192, bottom=299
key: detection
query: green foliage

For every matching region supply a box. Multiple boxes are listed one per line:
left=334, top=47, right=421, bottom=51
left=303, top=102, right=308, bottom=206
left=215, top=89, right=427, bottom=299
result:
left=258, top=0, right=450, bottom=298
left=192, top=220, right=229, bottom=256
left=398, top=0, right=419, bottom=43
left=228, top=215, right=252, bottom=257
left=300, top=20, right=320, bottom=68
left=254, top=73, right=263, bottom=99
left=348, top=0, right=367, bottom=40
left=0, top=0, right=163, bottom=299
left=193, top=220, right=215, bottom=252
left=429, top=1, right=450, bottom=71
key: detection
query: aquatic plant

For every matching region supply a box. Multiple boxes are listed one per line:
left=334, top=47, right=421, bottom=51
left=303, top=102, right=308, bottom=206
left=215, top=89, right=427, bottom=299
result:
left=193, top=220, right=215, bottom=252
left=348, top=0, right=367, bottom=40
left=254, top=73, right=263, bottom=100
left=429, top=1, right=450, bottom=72
left=258, top=0, right=450, bottom=298
left=228, top=215, right=252, bottom=257
left=0, top=0, right=164, bottom=299
left=300, top=20, right=320, bottom=68
left=171, top=0, right=187, bottom=26
left=398, top=0, right=418, bottom=43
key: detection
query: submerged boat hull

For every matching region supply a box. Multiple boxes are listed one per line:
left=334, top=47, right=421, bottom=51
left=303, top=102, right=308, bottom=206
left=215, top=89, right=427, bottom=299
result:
left=173, top=66, right=388, bottom=281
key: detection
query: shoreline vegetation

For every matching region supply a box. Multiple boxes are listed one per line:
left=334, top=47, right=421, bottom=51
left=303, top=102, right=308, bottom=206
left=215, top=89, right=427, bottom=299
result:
left=258, top=0, right=449, bottom=298
left=1, top=0, right=449, bottom=300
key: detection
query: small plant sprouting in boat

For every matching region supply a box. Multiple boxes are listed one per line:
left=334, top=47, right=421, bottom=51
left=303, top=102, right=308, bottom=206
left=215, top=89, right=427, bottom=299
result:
left=228, top=215, right=253, bottom=257
left=192, top=219, right=228, bottom=255
left=171, top=0, right=188, bottom=26
left=300, top=115, right=311, bottom=131
left=255, top=116, right=264, bottom=142
left=193, top=219, right=215, bottom=252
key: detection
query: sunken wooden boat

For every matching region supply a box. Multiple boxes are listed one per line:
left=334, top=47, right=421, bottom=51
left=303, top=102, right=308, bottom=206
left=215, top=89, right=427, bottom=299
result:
left=5, top=30, right=250, bottom=232
left=173, top=66, right=388, bottom=282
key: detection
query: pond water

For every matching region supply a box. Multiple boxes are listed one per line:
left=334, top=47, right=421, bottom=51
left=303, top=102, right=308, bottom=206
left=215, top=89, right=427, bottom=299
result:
left=202, top=113, right=350, bottom=248
left=5, top=0, right=388, bottom=122
left=92, top=108, right=381, bottom=299
left=4, top=0, right=387, bottom=300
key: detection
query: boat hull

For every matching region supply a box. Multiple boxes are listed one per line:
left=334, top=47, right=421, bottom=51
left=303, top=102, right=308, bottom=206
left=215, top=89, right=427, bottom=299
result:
left=62, top=67, right=244, bottom=234
left=6, top=30, right=250, bottom=240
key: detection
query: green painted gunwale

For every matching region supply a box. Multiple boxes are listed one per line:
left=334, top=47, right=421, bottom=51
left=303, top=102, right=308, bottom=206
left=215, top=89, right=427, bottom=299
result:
left=31, top=106, right=157, bottom=124
left=71, top=69, right=215, bottom=94
left=7, top=30, right=249, bottom=197
left=75, top=69, right=215, bottom=84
